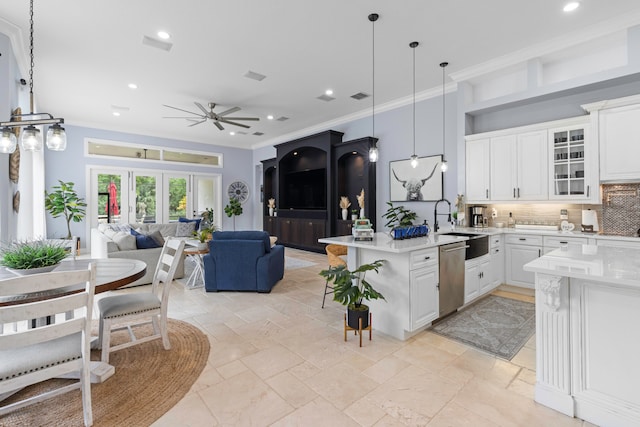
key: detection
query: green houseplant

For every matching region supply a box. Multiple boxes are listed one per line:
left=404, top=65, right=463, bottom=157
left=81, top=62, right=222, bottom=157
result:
left=0, top=240, right=68, bottom=274
left=319, top=259, right=385, bottom=329
left=224, top=198, right=243, bottom=231
left=44, top=180, right=87, bottom=239
left=382, top=201, right=417, bottom=229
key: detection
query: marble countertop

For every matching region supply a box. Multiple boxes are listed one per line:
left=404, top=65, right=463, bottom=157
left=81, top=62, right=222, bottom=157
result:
left=437, top=226, right=640, bottom=243
left=523, top=245, right=640, bottom=288
left=318, top=232, right=468, bottom=253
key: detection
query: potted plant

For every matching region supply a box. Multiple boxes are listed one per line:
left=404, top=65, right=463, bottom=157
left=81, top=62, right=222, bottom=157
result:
left=319, top=259, right=385, bottom=330
left=224, top=197, right=243, bottom=231
left=0, top=239, right=68, bottom=275
left=382, top=201, right=417, bottom=229
left=351, top=209, right=358, bottom=220
left=339, top=196, right=351, bottom=220
left=44, top=180, right=87, bottom=240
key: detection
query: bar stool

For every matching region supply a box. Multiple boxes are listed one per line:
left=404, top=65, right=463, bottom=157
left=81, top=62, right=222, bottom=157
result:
left=322, top=244, right=348, bottom=308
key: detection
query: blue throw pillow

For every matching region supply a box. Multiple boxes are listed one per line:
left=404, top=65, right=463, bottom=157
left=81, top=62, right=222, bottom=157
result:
left=130, top=228, right=161, bottom=249
left=179, top=217, right=201, bottom=230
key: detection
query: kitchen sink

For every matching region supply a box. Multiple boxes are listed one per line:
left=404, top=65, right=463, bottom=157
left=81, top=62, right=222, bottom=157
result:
left=440, top=232, right=489, bottom=260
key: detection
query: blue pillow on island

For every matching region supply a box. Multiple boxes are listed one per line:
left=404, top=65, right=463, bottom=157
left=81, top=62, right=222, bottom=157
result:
left=179, top=217, right=201, bottom=230
left=130, top=228, right=161, bottom=249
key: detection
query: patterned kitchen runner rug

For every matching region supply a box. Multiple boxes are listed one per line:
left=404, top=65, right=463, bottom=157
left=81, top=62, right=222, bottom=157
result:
left=431, top=295, right=535, bottom=360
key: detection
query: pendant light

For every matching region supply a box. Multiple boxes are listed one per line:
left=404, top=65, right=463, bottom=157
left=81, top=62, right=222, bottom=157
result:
left=440, top=62, right=449, bottom=172
left=410, top=41, right=419, bottom=168
left=0, top=0, right=66, bottom=153
left=368, top=13, right=379, bottom=163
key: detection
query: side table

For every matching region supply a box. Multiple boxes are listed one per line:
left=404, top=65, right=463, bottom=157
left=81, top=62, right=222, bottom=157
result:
left=183, top=247, right=209, bottom=289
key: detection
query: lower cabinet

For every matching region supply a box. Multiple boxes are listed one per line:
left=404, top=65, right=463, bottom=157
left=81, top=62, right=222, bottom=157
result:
left=505, top=234, right=542, bottom=289
left=464, top=255, right=491, bottom=304
left=489, top=235, right=504, bottom=289
left=277, top=217, right=326, bottom=252
left=263, top=216, right=278, bottom=236
left=410, top=265, right=439, bottom=330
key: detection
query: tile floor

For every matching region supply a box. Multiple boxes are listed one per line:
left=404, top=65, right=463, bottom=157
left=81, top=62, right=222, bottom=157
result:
left=111, top=247, right=594, bottom=427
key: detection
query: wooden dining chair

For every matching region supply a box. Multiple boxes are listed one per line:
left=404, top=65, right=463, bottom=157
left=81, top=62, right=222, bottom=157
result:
left=322, top=244, right=348, bottom=308
left=98, top=238, right=185, bottom=363
left=0, top=264, right=97, bottom=427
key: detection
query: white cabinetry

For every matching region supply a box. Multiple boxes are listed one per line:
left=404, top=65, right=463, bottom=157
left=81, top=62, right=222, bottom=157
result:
left=410, top=265, right=439, bottom=330
left=465, top=138, right=491, bottom=202
left=489, top=234, right=504, bottom=289
left=596, top=239, right=640, bottom=249
left=505, top=234, right=542, bottom=289
left=543, top=235, right=589, bottom=254
left=490, top=131, right=548, bottom=201
left=464, top=254, right=491, bottom=304
left=548, top=119, right=598, bottom=202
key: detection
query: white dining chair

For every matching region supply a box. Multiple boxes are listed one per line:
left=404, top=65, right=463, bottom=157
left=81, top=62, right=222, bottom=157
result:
left=0, top=264, right=97, bottom=427
left=98, top=238, right=185, bottom=363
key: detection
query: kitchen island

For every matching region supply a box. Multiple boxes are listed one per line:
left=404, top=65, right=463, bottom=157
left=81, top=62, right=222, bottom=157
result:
left=524, top=245, right=640, bottom=427
left=319, top=232, right=468, bottom=340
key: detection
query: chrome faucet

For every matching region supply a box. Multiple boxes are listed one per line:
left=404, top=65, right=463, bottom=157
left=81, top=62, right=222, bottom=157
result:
left=434, top=198, right=451, bottom=233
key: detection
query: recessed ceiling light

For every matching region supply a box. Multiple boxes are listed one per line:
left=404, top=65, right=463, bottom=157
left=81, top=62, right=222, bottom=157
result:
left=157, top=31, right=171, bottom=40
left=325, top=89, right=334, bottom=96
left=128, top=83, right=138, bottom=90
left=563, top=2, right=580, bottom=12
left=267, top=115, right=274, bottom=120
left=229, top=131, right=236, bottom=136
left=293, top=151, right=298, bottom=156
left=112, top=112, right=120, bottom=117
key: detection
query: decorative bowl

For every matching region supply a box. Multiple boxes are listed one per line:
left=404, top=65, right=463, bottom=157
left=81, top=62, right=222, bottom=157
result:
left=6, top=264, right=60, bottom=276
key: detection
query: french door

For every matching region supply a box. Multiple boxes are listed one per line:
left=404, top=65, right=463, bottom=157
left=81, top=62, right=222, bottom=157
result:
left=89, top=167, right=221, bottom=229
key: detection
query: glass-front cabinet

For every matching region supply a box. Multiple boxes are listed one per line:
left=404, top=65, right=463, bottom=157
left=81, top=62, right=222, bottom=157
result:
left=548, top=121, right=597, bottom=202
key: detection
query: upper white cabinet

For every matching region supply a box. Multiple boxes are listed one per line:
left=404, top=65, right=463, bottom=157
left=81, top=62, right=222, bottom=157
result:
left=487, top=132, right=547, bottom=202
left=466, top=116, right=597, bottom=203
left=548, top=119, right=598, bottom=202
left=465, top=138, right=491, bottom=201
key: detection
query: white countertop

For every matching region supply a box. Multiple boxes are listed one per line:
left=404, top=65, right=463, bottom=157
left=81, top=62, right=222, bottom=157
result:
left=437, top=226, right=640, bottom=243
left=319, top=232, right=468, bottom=253
left=523, top=245, right=640, bottom=288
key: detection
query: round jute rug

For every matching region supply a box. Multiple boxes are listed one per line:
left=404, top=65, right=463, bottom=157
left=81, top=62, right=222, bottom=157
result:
left=1, top=319, right=210, bottom=427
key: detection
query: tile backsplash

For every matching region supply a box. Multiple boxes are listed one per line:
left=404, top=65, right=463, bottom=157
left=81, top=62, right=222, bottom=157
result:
left=466, top=183, right=640, bottom=236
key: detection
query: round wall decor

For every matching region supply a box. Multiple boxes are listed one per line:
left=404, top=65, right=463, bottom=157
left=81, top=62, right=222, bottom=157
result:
left=227, top=181, right=249, bottom=204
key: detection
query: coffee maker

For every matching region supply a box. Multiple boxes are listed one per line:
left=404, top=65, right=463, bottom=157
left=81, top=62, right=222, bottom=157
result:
left=469, top=206, right=486, bottom=228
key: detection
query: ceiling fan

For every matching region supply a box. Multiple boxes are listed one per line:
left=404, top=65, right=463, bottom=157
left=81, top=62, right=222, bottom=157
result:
left=163, top=102, right=259, bottom=130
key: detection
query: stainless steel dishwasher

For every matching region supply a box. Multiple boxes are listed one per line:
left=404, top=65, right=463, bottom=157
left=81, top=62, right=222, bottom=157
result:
left=438, top=241, right=467, bottom=317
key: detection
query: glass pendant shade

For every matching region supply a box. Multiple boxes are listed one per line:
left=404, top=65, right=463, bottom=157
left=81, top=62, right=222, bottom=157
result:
left=440, top=159, right=449, bottom=172
left=410, top=154, right=418, bottom=168
left=369, top=145, right=378, bottom=162
left=46, top=123, right=67, bottom=151
left=20, top=125, right=43, bottom=151
left=0, top=127, right=17, bottom=154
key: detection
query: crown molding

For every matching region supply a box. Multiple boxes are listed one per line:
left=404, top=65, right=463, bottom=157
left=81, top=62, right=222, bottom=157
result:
left=450, top=11, right=640, bottom=83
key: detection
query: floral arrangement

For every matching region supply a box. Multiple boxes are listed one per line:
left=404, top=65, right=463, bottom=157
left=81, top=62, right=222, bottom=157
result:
left=357, top=189, right=365, bottom=209
left=268, top=198, right=276, bottom=209
left=339, top=196, right=351, bottom=210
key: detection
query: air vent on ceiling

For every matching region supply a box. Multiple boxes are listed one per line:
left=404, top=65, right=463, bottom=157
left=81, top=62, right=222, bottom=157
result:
left=351, top=92, right=370, bottom=100
left=276, top=116, right=289, bottom=121
left=253, top=132, right=264, bottom=136
left=244, top=70, right=267, bottom=81
left=316, top=94, right=335, bottom=102
left=236, top=131, right=249, bottom=135
left=142, top=36, right=173, bottom=52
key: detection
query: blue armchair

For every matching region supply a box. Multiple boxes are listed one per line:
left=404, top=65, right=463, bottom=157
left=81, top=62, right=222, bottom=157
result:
left=203, top=231, right=285, bottom=293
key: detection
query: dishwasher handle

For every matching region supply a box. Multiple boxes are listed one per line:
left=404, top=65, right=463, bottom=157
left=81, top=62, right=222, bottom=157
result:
left=442, top=245, right=470, bottom=253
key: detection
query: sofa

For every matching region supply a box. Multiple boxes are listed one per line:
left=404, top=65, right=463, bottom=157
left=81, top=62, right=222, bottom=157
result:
left=90, top=222, right=192, bottom=286
left=203, top=230, right=285, bottom=293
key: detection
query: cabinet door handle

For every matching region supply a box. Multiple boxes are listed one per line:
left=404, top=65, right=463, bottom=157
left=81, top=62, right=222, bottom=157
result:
left=424, top=256, right=431, bottom=260
left=538, top=249, right=541, bottom=257
left=517, top=187, right=521, bottom=198
left=560, top=241, right=568, bottom=244
left=513, top=188, right=516, bottom=198
left=586, top=185, right=590, bottom=198
left=519, top=238, right=526, bottom=241
left=495, top=249, right=499, bottom=253
left=486, top=189, right=489, bottom=199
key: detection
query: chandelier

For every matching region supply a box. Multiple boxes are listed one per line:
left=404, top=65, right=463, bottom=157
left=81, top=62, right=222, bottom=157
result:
left=0, top=0, right=66, bottom=154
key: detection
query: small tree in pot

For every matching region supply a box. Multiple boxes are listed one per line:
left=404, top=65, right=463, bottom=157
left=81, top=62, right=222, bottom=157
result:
left=319, top=259, right=385, bottom=330
left=224, top=197, right=243, bottom=231
left=44, top=180, right=87, bottom=240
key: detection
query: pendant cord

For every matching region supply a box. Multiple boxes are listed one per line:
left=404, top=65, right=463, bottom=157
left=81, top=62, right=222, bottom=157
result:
left=413, top=46, right=415, bottom=156
left=442, top=64, right=445, bottom=158
left=372, top=16, right=375, bottom=139
left=28, top=0, right=35, bottom=114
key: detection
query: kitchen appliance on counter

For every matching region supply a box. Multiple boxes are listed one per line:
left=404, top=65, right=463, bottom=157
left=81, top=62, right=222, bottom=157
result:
left=438, top=241, right=466, bottom=318
left=469, top=206, right=487, bottom=228
left=581, top=209, right=599, bottom=232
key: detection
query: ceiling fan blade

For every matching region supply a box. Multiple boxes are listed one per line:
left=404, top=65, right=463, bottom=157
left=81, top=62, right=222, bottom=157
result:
left=221, top=117, right=260, bottom=121
left=194, top=102, right=209, bottom=115
left=218, top=119, right=251, bottom=129
left=218, top=107, right=241, bottom=117
left=163, top=116, right=199, bottom=119
left=188, top=119, right=207, bottom=127
left=163, top=104, right=204, bottom=117
left=213, top=121, right=224, bottom=130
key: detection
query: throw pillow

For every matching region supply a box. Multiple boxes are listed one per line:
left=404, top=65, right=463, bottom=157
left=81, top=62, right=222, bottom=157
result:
left=147, top=229, right=165, bottom=246
left=269, top=236, right=277, bottom=248
left=113, top=232, right=137, bottom=251
left=179, top=217, right=201, bottom=230
left=175, top=221, right=196, bottom=237
left=130, top=228, right=161, bottom=249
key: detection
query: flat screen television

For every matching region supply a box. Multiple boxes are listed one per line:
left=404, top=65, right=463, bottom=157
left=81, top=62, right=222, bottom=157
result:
left=281, top=168, right=326, bottom=210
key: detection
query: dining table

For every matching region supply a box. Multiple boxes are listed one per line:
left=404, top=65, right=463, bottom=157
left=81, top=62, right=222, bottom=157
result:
left=0, top=258, right=147, bottom=383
